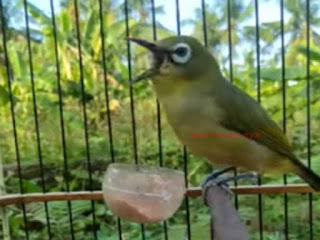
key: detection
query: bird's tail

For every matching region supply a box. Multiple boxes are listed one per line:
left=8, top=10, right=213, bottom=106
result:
left=293, top=159, right=320, bottom=191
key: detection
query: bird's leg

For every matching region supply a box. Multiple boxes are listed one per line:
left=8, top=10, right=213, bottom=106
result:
left=202, top=167, right=254, bottom=240
left=201, top=167, right=235, bottom=188
left=202, top=167, right=257, bottom=205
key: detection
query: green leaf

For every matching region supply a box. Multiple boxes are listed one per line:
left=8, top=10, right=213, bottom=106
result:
left=22, top=180, right=41, bottom=193
left=9, top=49, right=23, bottom=79
left=0, top=85, right=10, bottom=105
left=83, top=10, right=97, bottom=52
left=259, top=67, right=307, bottom=81
left=297, top=45, right=320, bottom=62
left=60, top=10, right=72, bottom=34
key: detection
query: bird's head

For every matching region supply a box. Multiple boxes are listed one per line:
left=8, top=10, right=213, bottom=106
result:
left=128, top=36, right=221, bottom=87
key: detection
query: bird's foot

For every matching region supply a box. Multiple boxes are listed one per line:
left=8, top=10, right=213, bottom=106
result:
left=201, top=167, right=257, bottom=205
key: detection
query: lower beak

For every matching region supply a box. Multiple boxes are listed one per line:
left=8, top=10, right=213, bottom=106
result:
left=127, top=38, right=167, bottom=85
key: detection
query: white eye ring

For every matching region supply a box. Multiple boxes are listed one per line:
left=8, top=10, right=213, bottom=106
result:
left=171, top=43, right=191, bottom=64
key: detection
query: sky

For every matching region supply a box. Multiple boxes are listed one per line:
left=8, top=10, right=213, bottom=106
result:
left=28, top=0, right=282, bottom=35
left=158, top=0, right=281, bottom=34
left=26, top=0, right=319, bottom=67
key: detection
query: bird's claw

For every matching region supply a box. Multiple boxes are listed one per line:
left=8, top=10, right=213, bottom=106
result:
left=201, top=168, right=257, bottom=205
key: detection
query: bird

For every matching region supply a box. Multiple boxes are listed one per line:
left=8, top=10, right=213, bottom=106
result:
left=128, top=35, right=320, bottom=191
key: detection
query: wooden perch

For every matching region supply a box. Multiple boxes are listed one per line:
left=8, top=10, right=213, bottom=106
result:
left=0, top=184, right=317, bottom=207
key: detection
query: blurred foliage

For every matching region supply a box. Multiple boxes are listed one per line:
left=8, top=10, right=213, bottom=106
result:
left=0, top=0, right=320, bottom=239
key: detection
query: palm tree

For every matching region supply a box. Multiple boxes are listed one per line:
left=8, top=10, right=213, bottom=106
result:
left=243, top=0, right=320, bottom=56
left=190, top=0, right=253, bottom=61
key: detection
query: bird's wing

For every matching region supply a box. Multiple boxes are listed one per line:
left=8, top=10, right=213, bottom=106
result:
left=213, top=79, right=296, bottom=160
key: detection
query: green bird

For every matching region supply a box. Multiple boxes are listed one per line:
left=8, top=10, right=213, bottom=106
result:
left=128, top=36, right=320, bottom=191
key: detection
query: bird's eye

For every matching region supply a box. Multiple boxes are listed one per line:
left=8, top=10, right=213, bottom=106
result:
left=171, top=43, right=191, bottom=64
left=175, top=47, right=188, bottom=57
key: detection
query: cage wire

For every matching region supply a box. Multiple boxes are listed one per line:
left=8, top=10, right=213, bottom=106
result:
left=0, top=0, right=318, bottom=239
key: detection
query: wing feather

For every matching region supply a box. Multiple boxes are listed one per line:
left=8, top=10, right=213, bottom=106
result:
left=213, top=79, right=296, bottom=160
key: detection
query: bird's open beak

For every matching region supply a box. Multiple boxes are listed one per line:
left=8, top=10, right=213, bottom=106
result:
left=127, top=37, right=169, bottom=85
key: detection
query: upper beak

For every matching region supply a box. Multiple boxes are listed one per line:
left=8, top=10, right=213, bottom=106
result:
left=127, top=38, right=169, bottom=85
left=127, top=37, right=165, bottom=54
